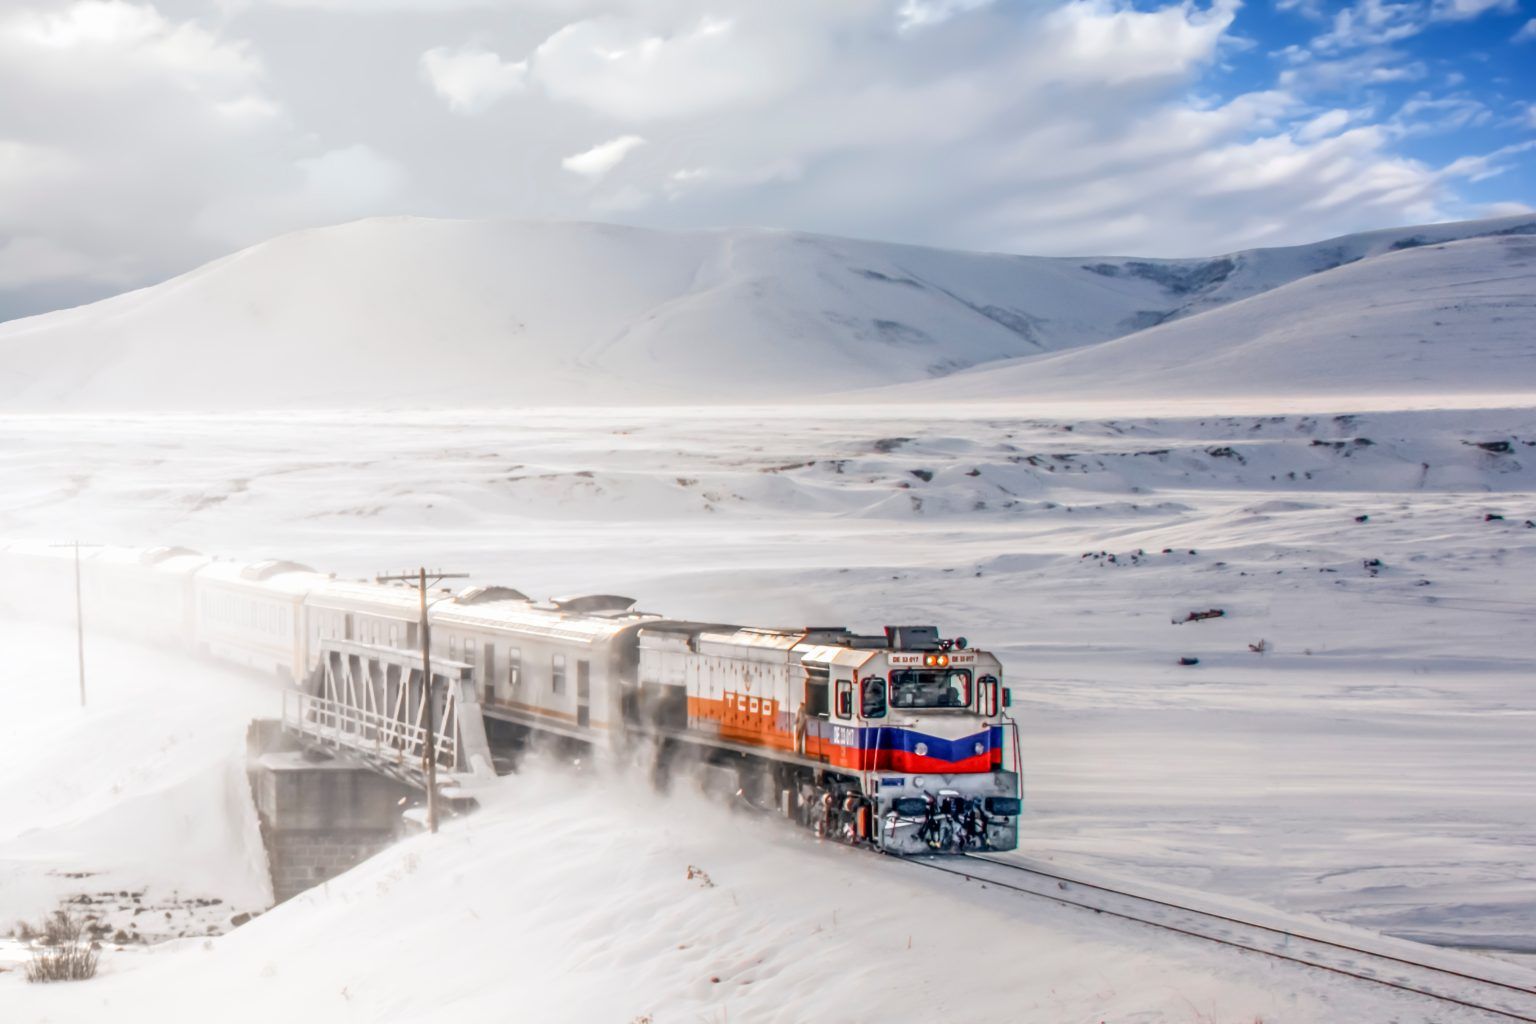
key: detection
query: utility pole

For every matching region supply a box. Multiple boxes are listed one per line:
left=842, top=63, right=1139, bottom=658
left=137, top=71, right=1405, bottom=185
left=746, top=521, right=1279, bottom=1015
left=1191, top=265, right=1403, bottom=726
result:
left=51, top=541, right=98, bottom=708
left=375, top=567, right=468, bottom=833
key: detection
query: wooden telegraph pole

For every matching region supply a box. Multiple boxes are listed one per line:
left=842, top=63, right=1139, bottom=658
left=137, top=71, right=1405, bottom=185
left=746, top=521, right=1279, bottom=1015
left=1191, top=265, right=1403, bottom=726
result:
left=51, top=541, right=98, bottom=708
left=375, top=567, right=468, bottom=833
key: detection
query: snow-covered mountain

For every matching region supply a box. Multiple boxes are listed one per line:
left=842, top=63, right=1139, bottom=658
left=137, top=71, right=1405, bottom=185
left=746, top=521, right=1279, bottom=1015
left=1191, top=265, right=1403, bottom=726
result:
left=0, top=213, right=1529, bottom=411
left=1, top=213, right=1532, bottom=410
left=906, top=230, right=1536, bottom=404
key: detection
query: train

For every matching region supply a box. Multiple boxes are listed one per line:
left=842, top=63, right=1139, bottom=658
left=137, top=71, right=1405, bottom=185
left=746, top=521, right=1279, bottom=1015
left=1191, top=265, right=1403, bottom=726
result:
left=0, top=540, right=1023, bottom=854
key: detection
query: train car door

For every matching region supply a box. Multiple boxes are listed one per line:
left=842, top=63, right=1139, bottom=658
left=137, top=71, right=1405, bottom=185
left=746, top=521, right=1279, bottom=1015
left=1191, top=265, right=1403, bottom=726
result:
left=576, top=660, right=591, bottom=727
left=482, top=643, right=497, bottom=706
left=805, top=666, right=829, bottom=762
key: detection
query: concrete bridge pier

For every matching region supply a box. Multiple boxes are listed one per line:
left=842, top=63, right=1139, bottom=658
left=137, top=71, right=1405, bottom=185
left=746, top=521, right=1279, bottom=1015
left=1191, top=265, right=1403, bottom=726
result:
left=246, top=720, right=416, bottom=903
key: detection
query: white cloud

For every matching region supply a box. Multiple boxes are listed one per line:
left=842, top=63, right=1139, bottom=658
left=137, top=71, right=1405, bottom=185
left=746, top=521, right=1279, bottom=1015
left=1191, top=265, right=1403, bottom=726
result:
left=1441, top=140, right=1536, bottom=183
left=1279, top=49, right=1428, bottom=91
left=561, top=134, right=646, bottom=179
left=896, top=0, right=994, bottom=33
left=419, top=44, right=527, bottom=114
left=0, top=235, right=118, bottom=288
left=1306, top=0, right=1519, bottom=56
left=195, top=144, right=409, bottom=244
left=1431, top=0, right=1516, bottom=20
left=1296, top=108, right=1353, bottom=141
left=1313, top=0, right=1426, bottom=50
left=4, top=1, right=261, bottom=89
left=1035, top=0, right=1238, bottom=83
left=1, top=0, right=1531, bottom=319
left=1390, top=94, right=1489, bottom=136
left=1514, top=17, right=1536, bottom=41
left=532, top=13, right=810, bottom=120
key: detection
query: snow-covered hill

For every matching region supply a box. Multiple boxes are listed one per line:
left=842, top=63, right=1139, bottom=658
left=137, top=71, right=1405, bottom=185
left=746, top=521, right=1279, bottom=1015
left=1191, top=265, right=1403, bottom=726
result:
left=0, top=214, right=1531, bottom=410
left=904, top=231, right=1536, bottom=404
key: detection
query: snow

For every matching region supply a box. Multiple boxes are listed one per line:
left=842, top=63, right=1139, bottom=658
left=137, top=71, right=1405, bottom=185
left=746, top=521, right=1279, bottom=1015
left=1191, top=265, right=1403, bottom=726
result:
left=3, top=623, right=1526, bottom=1024
left=0, top=213, right=1530, bottom=411
left=901, top=232, right=1536, bottom=404
left=1, top=213, right=1534, bottom=1020
left=0, top=623, right=273, bottom=957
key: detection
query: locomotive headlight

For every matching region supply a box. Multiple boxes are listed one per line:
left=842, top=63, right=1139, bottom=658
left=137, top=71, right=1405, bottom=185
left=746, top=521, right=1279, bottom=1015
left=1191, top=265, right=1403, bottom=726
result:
left=913, top=776, right=926, bottom=788
left=914, top=742, right=928, bottom=757
left=923, top=654, right=937, bottom=667
left=937, top=654, right=950, bottom=667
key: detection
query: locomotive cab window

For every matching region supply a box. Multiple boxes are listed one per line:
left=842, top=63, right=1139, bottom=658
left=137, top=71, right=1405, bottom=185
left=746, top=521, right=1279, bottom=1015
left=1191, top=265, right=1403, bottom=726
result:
left=888, top=668, right=972, bottom=709
left=507, top=648, right=521, bottom=690
left=552, top=654, right=567, bottom=695
left=834, top=679, right=853, bottom=719
left=861, top=676, right=887, bottom=718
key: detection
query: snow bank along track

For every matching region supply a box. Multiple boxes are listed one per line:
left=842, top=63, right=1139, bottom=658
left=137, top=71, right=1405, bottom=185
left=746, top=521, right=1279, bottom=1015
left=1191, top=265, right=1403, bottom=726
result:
left=908, top=855, right=1536, bottom=1021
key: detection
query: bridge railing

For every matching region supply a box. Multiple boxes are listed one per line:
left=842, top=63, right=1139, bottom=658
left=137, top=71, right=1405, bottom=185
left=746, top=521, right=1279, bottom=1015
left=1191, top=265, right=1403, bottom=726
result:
left=282, top=689, right=458, bottom=775
left=280, top=639, right=495, bottom=786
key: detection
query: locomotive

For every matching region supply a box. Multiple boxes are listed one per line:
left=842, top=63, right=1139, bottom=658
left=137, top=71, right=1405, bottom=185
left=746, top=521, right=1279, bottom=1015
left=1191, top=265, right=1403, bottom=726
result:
left=0, top=540, right=1023, bottom=854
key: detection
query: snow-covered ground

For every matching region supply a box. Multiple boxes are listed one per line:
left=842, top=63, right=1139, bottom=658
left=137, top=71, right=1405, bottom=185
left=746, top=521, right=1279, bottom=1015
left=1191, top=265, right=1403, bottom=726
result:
left=2, top=399, right=1532, bottom=1005
left=0, top=628, right=1525, bottom=1024
left=2, top=212, right=1533, bottom=1020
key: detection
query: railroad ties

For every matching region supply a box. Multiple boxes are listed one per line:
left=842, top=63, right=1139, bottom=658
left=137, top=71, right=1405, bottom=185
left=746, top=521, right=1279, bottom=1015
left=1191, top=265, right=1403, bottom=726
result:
left=909, top=855, right=1536, bottom=1022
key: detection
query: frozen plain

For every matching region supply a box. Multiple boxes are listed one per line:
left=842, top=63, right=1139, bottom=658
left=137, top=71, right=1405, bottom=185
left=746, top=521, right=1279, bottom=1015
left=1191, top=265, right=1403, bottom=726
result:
left=1, top=396, right=1533, bottom=1023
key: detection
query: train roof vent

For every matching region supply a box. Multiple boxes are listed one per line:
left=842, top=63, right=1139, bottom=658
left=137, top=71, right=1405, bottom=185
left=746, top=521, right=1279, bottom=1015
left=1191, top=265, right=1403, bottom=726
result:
left=884, top=625, right=941, bottom=651
left=550, top=594, right=637, bottom=615
left=455, top=585, right=532, bottom=605
left=240, top=559, right=316, bottom=581
left=140, top=546, right=201, bottom=565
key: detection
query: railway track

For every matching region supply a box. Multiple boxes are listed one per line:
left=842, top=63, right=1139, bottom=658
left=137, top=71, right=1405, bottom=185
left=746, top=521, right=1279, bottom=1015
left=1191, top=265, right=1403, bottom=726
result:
left=907, top=853, right=1536, bottom=1022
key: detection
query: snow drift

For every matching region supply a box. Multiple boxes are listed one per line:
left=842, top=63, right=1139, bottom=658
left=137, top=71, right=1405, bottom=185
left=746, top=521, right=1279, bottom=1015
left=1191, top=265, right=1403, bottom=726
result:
left=0, top=213, right=1531, bottom=410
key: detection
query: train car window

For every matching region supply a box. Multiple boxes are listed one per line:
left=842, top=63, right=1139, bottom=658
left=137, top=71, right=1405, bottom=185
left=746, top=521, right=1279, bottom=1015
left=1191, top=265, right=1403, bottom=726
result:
left=344, top=614, right=354, bottom=641
left=406, top=621, right=419, bottom=648
left=389, top=624, right=398, bottom=647
left=449, top=636, right=459, bottom=660
left=464, top=644, right=476, bottom=668
left=552, top=654, right=567, bottom=694
left=507, top=648, right=521, bottom=690
left=834, top=679, right=853, bottom=719
left=861, top=677, right=887, bottom=718
left=888, top=669, right=972, bottom=709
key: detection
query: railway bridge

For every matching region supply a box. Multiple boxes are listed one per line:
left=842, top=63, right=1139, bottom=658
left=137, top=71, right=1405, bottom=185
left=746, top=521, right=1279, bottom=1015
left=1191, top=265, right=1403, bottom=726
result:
left=248, top=638, right=496, bottom=901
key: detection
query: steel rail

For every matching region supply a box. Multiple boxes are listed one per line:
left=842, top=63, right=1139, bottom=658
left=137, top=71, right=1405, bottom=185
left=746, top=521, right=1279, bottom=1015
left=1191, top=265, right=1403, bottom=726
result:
left=966, top=854, right=1536, bottom=998
left=905, top=855, right=1536, bottom=1023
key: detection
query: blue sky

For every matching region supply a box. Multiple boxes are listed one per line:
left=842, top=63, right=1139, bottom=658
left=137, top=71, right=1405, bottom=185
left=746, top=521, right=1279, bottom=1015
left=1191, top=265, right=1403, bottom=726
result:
left=1207, top=0, right=1535, bottom=206
left=0, top=0, right=1531, bottom=322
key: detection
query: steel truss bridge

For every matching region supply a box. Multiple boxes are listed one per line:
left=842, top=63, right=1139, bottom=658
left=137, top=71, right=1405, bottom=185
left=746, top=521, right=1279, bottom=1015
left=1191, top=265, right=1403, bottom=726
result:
left=282, top=639, right=496, bottom=790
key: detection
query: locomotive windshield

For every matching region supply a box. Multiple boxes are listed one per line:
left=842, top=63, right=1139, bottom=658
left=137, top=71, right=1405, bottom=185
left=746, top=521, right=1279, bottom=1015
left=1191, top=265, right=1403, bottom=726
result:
left=888, top=669, right=971, bottom=709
